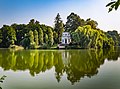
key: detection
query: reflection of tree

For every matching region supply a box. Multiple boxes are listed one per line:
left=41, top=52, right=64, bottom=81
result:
left=63, top=49, right=120, bottom=84
left=55, top=52, right=65, bottom=82
left=0, top=48, right=120, bottom=85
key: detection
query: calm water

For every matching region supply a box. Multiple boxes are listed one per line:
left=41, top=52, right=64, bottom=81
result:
left=0, top=48, right=120, bottom=89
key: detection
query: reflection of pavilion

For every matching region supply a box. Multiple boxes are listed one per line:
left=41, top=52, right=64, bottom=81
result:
left=61, top=51, right=71, bottom=65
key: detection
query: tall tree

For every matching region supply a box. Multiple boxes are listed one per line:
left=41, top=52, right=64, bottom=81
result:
left=44, top=33, right=48, bottom=44
left=38, top=27, right=43, bottom=45
left=11, top=24, right=26, bottom=45
left=54, top=13, right=64, bottom=43
left=65, top=12, right=85, bottom=32
left=48, top=28, right=54, bottom=46
left=1, top=25, right=16, bottom=47
left=33, top=30, right=38, bottom=46
left=28, top=30, right=35, bottom=48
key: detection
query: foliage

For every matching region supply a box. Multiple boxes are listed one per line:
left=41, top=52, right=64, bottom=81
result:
left=106, top=0, right=120, bottom=12
left=0, top=30, right=2, bottom=45
left=54, top=13, right=64, bottom=43
left=11, top=24, right=26, bottom=45
left=86, top=18, right=98, bottom=29
left=1, top=25, right=16, bottom=47
left=0, top=13, right=119, bottom=49
left=38, top=27, right=43, bottom=45
left=65, top=12, right=98, bottom=32
left=44, top=33, right=48, bottom=44
left=71, top=25, right=114, bottom=49
left=65, top=12, right=85, bottom=32
left=106, top=30, right=120, bottom=46
left=33, top=30, right=39, bottom=46
left=0, top=19, right=55, bottom=49
left=20, top=37, right=30, bottom=49
left=48, top=28, right=54, bottom=46
left=28, top=30, right=35, bottom=48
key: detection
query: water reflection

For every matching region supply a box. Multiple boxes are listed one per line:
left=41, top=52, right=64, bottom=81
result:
left=0, top=48, right=120, bottom=85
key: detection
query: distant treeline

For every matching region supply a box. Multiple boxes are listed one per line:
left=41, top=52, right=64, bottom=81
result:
left=0, top=12, right=120, bottom=49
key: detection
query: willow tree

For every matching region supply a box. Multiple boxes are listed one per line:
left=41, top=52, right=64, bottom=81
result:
left=71, top=25, right=114, bottom=49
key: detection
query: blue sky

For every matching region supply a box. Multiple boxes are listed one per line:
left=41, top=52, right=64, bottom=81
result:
left=0, top=0, right=120, bottom=32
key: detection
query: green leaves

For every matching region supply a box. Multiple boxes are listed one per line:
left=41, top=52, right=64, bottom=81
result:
left=106, top=0, right=120, bottom=12
left=71, top=25, right=114, bottom=49
left=106, top=1, right=116, bottom=7
left=65, top=12, right=83, bottom=32
left=0, top=75, right=7, bottom=89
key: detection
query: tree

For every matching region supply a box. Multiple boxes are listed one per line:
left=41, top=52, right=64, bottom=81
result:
left=71, top=25, right=114, bottom=49
left=20, top=37, right=30, bottom=49
left=118, top=34, right=120, bottom=46
left=29, top=19, right=35, bottom=26
left=71, top=32, right=80, bottom=45
left=44, top=33, right=48, bottom=44
left=28, top=30, right=35, bottom=48
left=65, top=12, right=85, bottom=32
left=0, top=29, right=2, bottom=46
left=38, top=27, right=43, bottom=45
left=106, top=30, right=120, bottom=46
left=1, top=25, right=16, bottom=47
left=106, top=0, right=120, bottom=12
left=11, top=24, right=26, bottom=45
left=53, top=31, right=58, bottom=44
left=54, top=13, right=64, bottom=43
left=33, top=30, right=38, bottom=46
left=48, top=28, right=54, bottom=46
left=86, top=18, right=98, bottom=29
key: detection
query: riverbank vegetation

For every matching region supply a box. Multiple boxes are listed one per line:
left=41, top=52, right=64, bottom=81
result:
left=0, top=12, right=120, bottom=49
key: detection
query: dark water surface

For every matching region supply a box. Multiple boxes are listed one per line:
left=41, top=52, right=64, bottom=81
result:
left=0, top=48, right=120, bottom=89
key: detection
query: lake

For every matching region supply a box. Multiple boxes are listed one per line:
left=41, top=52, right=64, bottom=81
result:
left=0, top=48, right=120, bottom=89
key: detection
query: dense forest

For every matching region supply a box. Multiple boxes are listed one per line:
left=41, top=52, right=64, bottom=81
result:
left=0, top=12, right=120, bottom=49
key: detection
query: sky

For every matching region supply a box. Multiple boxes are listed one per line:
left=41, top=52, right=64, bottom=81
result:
left=0, top=0, right=120, bottom=32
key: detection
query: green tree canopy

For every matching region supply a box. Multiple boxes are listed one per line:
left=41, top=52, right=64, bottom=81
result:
left=71, top=25, right=114, bottom=49
left=1, top=25, right=16, bottom=47
left=65, top=12, right=85, bottom=32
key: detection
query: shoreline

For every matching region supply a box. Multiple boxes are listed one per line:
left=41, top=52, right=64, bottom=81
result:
left=0, top=46, right=117, bottom=51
